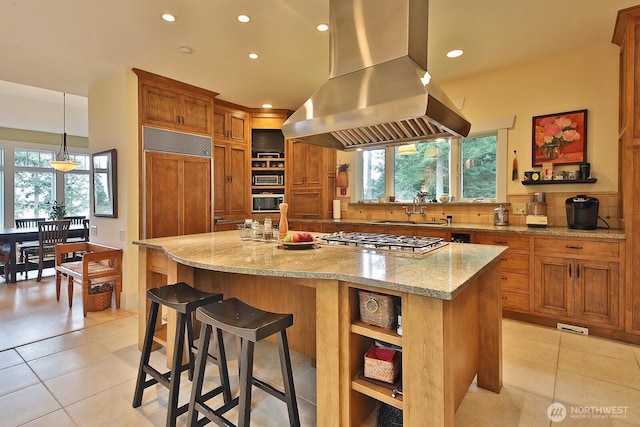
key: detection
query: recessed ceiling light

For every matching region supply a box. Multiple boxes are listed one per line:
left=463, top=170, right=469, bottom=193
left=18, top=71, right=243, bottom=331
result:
left=161, top=13, right=176, bottom=22
left=178, top=46, right=193, bottom=54
left=446, top=49, right=464, bottom=58
left=316, top=23, right=329, bottom=32
left=262, top=104, right=273, bottom=109
left=248, top=53, right=259, bottom=59
left=237, top=14, right=251, bottom=23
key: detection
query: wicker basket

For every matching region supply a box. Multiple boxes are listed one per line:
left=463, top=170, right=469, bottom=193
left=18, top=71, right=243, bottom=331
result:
left=87, top=289, right=112, bottom=312
left=359, top=290, right=397, bottom=329
left=364, top=345, right=401, bottom=384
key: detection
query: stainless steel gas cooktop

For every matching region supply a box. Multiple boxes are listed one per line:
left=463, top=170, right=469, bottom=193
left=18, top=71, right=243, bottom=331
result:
left=319, top=232, right=448, bottom=255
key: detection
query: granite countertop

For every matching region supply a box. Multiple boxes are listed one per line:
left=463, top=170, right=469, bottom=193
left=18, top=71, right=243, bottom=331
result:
left=134, top=230, right=507, bottom=300
left=291, top=218, right=626, bottom=240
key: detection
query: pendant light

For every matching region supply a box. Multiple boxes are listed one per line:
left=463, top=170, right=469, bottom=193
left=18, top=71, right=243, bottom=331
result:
left=396, top=143, right=418, bottom=155
left=49, top=92, right=79, bottom=172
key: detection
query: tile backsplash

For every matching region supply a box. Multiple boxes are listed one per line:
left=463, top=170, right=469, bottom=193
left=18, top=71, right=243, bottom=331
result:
left=339, top=191, right=620, bottom=229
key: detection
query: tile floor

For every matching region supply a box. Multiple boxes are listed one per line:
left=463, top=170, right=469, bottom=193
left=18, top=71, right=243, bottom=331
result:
left=1, top=275, right=640, bottom=426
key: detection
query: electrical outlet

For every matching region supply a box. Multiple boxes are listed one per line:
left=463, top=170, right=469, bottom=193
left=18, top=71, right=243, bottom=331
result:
left=90, top=225, right=97, bottom=236
left=119, top=229, right=125, bottom=241
left=512, top=203, right=527, bottom=215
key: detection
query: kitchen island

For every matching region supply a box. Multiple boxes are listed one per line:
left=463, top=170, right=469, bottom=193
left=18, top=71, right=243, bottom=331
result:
left=134, top=230, right=507, bottom=426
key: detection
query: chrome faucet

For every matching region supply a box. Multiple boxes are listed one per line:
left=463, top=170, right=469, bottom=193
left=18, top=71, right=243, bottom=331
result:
left=403, top=195, right=426, bottom=219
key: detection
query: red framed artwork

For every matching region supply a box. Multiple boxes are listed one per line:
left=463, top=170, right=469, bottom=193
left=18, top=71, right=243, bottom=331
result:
left=532, top=109, right=587, bottom=167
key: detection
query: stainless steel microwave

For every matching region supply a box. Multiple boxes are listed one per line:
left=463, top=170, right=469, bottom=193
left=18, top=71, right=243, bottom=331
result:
left=252, top=175, right=283, bottom=186
left=252, top=193, right=284, bottom=213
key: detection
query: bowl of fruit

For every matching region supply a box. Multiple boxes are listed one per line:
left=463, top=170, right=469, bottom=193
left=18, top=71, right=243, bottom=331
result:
left=281, top=232, right=318, bottom=249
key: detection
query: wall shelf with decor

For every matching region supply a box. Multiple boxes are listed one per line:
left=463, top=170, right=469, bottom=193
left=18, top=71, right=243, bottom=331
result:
left=521, top=178, right=597, bottom=185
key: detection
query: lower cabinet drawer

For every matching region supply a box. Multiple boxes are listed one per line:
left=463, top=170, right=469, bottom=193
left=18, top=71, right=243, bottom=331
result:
left=501, top=291, right=529, bottom=312
left=500, top=252, right=529, bottom=272
left=500, top=271, right=529, bottom=292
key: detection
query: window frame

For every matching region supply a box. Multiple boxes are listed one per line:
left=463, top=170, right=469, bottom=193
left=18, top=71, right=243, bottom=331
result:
left=356, top=123, right=510, bottom=203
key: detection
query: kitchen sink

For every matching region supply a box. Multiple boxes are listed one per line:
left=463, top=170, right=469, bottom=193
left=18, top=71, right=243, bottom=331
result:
left=371, top=220, right=417, bottom=225
left=371, top=220, right=448, bottom=226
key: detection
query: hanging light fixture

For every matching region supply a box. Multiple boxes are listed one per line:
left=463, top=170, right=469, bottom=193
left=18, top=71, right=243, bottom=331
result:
left=396, top=144, right=418, bottom=155
left=49, top=92, right=79, bottom=172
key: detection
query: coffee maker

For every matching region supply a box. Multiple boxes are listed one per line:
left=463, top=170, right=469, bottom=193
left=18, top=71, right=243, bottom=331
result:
left=526, top=192, right=548, bottom=227
left=566, top=195, right=599, bottom=230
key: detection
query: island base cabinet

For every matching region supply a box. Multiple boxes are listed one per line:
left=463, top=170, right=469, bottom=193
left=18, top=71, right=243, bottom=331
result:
left=342, top=261, right=502, bottom=426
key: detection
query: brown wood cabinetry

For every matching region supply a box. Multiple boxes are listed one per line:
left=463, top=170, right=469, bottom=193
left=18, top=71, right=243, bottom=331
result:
left=475, top=233, right=531, bottom=313
left=533, top=237, right=621, bottom=328
left=145, top=151, right=211, bottom=238
left=214, top=102, right=249, bottom=143
left=134, top=69, right=215, bottom=136
left=213, top=101, right=250, bottom=218
left=286, top=140, right=336, bottom=219
left=213, top=141, right=249, bottom=218
left=613, top=7, right=640, bottom=335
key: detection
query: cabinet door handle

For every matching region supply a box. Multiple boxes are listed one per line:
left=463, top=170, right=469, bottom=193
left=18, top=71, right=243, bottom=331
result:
left=501, top=276, right=508, bottom=280
left=569, top=264, right=572, bottom=277
left=180, top=116, right=185, bottom=125
left=566, top=245, right=583, bottom=250
left=576, top=264, right=580, bottom=278
left=501, top=257, right=508, bottom=261
left=502, top=296, right=508, bottom=300
left=176, top=115, right=181, bottom=125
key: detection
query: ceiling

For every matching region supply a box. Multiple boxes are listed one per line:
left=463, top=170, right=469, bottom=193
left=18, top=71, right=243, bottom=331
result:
left=0, top=0, right=637, bottom=135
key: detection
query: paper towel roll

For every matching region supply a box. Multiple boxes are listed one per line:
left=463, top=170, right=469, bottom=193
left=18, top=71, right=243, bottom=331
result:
left=333, top=199, right=341, bottom=219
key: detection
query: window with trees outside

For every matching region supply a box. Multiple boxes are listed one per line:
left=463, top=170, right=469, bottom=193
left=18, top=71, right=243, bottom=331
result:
left=14, top=149, right=90, bottom=219
left=359, top=131, right=505, bottom=202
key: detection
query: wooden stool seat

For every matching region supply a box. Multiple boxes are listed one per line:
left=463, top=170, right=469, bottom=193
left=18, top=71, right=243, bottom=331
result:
left=188, top=297, right=300, bottom=427
left=133, top=282, right=229, bottom=427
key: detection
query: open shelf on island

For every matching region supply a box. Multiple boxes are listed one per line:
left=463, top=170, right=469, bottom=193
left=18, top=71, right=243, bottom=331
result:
left=521, top=178, right=597, bottom=185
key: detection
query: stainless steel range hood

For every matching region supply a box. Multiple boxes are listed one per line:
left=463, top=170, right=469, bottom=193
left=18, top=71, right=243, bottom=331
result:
left=282, top=0, right=471, bottom=151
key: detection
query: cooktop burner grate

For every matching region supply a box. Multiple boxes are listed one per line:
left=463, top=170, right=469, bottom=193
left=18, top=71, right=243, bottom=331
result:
left=319, top=232, right=448, bottom=255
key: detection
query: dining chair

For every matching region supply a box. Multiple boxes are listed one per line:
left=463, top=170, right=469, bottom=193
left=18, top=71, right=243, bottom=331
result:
left=15, top=218, right=46, bottom=268
left=63, top=216, right=86, bottom=225
left=0, top=242, right=10, bottom=279
left=22, top=220, right=71, bottom=281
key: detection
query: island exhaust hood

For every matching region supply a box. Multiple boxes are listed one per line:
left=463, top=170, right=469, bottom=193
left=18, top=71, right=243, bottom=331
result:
left=282, top=0, right=471, bottom=151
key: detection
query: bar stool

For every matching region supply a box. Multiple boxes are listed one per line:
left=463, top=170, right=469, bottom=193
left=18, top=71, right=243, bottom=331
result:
left=133, top=282, right=231, bottom=427
left=187, top=297, right=301, bottom=427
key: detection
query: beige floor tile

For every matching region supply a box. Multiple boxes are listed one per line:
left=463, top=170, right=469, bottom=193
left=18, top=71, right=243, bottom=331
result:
left=502, top=318, right=561, bottom=345
left=455, top=383, right=553, bottom=426
left=0, top=362, right=41, bottom=397
left=558, top=347, right=640, bottom=390
left=555, top=369, right=640, bottom=424
left=20, top=409, right=76, bottom=427
left=44, top=353, right=137, bottom=406
left=0, top=349, right=23, bottom=369
left=27, top=341, right=113, bottom=381
left=0, top=383, right=61, bottom=426
left=560, top=332, right=639, bottom=362
left=65, top=379, right=157, bottom=427
left=96, top=327, right=139, bottom=352
left=503, top=333, right=559, bottom=369
left=503, top=355, right=557, bottom=399
left=79, top=316, right=139, bottom=341
left=15, top=330, right=91, bottom=361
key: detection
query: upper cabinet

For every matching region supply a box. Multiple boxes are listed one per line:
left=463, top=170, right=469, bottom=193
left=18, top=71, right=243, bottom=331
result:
left=214, top=102, right=249, bottom=144
left=286, top=140, right=337, bottom=219
left=134, top=69, right=216, bottom=136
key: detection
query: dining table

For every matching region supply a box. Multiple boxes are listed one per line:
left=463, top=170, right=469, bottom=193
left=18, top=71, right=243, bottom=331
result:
left=0, top=224, right=87, bottom=282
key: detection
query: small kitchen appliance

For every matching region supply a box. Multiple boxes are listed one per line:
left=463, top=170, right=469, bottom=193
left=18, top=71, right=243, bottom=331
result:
left=566, top=195, right=599, bottom=230
left=252, top=193, right=284, bottom=213
left=526, top=192, right=548, bottom=227
left=493, top=205, right=509, bottom=226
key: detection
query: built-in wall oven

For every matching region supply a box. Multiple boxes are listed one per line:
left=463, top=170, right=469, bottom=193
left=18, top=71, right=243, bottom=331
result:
left=252, top=193, right=284, bottom=213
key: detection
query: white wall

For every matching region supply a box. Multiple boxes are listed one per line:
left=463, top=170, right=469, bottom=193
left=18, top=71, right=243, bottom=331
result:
left=87, top=69, right=140, bottom=310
